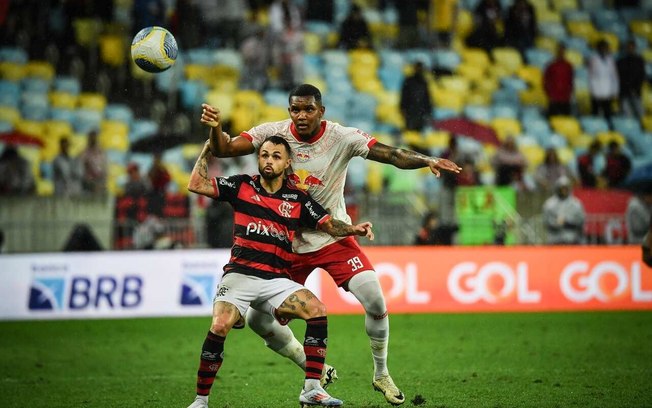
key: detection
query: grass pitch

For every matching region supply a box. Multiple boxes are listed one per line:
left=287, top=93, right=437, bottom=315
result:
left=1, top=311, right=651, bottom=408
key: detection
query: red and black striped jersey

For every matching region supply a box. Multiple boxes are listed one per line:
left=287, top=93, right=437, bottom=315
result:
left=212, top=174, right=331, bottom=279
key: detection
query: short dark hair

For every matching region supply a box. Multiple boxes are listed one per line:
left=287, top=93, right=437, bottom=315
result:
left=261, top=135, right=292, bottom=156
left=288, top=84, right=322, bottom=105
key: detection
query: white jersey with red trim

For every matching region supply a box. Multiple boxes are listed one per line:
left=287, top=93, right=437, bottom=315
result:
left=241, top=119, right=377, bottom=253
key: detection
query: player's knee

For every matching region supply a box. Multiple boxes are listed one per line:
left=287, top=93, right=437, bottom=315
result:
left=210, top=319, right=232, bottom=337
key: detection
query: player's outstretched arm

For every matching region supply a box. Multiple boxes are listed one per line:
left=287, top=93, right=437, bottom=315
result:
left=367, top=141, right=462, bottom=177
left=187, top=140, right=218, bottom=198
left=201, top=103, right=255, bottom=158
left=319, top=219, right=375, bottom=241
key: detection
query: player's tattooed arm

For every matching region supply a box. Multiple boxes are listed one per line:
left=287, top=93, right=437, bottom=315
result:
left=187, top=141, right=217, bottom=198
left=367, top=141, right=462, bottom=177
left=319, top=218, right=375, bottom=240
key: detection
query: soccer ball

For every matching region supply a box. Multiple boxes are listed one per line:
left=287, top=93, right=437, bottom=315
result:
left=131, top=26, right=178, bottom=73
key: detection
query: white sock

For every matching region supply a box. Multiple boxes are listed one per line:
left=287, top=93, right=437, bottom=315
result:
left=303, top=378, right=321, bottom=391
left=246, top=307, right=306, bottom=369
left=347, top=270, right=390, bottom=379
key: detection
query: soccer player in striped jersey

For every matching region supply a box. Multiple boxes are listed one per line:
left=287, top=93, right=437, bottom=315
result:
left=185, top=136, right=375, bottom=408
left=200, top=84, right=462, bottom=406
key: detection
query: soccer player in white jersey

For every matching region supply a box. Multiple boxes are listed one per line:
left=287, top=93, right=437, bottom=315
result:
left=200, top=84, right=462, bottom=406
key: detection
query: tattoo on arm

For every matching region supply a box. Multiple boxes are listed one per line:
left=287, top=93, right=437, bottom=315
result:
left=324, top=219, right=354, bottom=237
left=367, top=142, right=435, bottom=169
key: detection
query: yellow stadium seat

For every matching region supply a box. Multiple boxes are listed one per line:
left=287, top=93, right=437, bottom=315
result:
left=0, top=106, right=20, bottom=124
left=68, top=133, right=87, bottom=156
left=492, top=47, right=523, bottom=75
left=352, top=77, right=383, bottom=93
left=556, top=146, right=575, bottom=165
left=575, top=88, right=592, bottom=114
left=402, top=130, right=426, bottom=149
left=0, top=62, right=26, bottom=81
left=568, top=132, right=593, bottom=149
left=520, top=144, right=546, bottom=170
left=25, top=61, right=55, bottom=80
left=520, top=88, right=548, bottom=107
left=455, top=9, right=474, bottom=40
left=233, top=90, right=264, bottom=111
left=99, top=34, right=126, bottom=67
left=433, top=88, right=465, bottom=112
left=565, top=48, right=584, bottom=67
left=643, top=115, right=652, bottom=131
left=517, top=65, right=543, bottom=88
left=425, top=130, right=451, bottom=149
left=40, top=121, right=73, bottom=160
left=491, top=118, right=522, bottom=141
left=466, top=92, right=492, bottom=107
left=630, top=20, right=652, bottom=42
left=304, top=32, right=322, bottom=55
left=644, top=50, right=652, bottom=63
left=596, top=130, right=625, bottom=146
left=535, top=36, right=558, bottom=54
left=16, top=120, right=44, bottom=137
left=550, top=115, right=581, bottom=140
left=230, top=106, right=259, bottom=134
left=99, top=120, right=129, bottom=152
left=49, top=91, right=78, bottom=109
left=45, top=120, right=73, bottom=138
left=439, top=75, right=471, bottom=93
left=212, top=65, right=240, bottom=82
left=461, top=47, right=490, bottom=66
left=536, top=7, right=563, bottom=24
left=107, top=162, right=126, bottom=195
left=566, top=21, right=598, bottom=44
left=204, top=90, right=234, bottom=122
left=78, top=92, right=107, bottom=111
left=304, top=75, right=327, bottom=94
left=259, top=105, right=288, bottom=123
left=456, top=62, right=486, bottom=82
left=73, top=18, right=102, bottom=47
left=551, top=0, right=578, bottom=11
left=36, top=178, right=54, bottom=196
left=184, top=64, right=212, bottom=81
left=366, top=162, right=384, bottom=194
left=371, top=89, right=399, bottom=106
left=349, top=49, right=380, bottom=69
left=376, top=104, right=404, bottom=129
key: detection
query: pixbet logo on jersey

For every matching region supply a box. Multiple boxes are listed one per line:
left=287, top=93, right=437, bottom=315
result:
left=28, top=265, right=143, bottom=311
left=246, top=221, right=289, bottom=243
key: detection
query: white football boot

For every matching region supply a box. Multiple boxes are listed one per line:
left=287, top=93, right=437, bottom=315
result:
left=372, top=374, right=405, bottom=406
left=299, top=385, right=343, bottom=407
left=186, top=396, right=208, bottom=408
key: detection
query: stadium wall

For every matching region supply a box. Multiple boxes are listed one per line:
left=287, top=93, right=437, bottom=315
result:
left=1, top=247, right=650, bottom=321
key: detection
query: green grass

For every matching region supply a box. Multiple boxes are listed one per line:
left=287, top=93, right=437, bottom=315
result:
left=1, top=312, right=651, bottom=407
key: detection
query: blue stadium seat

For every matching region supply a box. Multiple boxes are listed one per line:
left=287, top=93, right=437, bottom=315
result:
left=378, top=66, right=404, bottom=91
left=492, top=88, right=520, bottom=105
left=523, top=118, right=553, bottom=144
left=213, top=48, right=242, bottom=70
left=563, top=9, right=591, bottom=22
left=433, top=107, right=459, bottom=121
left=612, top=116, right=642, bottom=137
left=564, top=36, right=591, bottom=57
left=0, top=80, right=20, bottom=108
left=0, top=47, right=28, bottom=64
left=433, top=49, right=461, bottom=72
left=520, top=106, right=546, bottom=122
left=405, top=49, right=432, bottom=69
left=347, top=92, right=377, bottom=123
left=129, top=119, right=159, bottom=143
left=322, top=50, right=349, bottom=69
left=53, top=76, right=81, bottom=95
left=492, top=103, right=520, bottom=119
left=186, top=47, right=218, bottom=65
left=303, top=54, right=323, bottom=77
left=73, top=108, right=103, bottom=134
left=22, top=78, right=51, bottom=94
left=106, top=149, right=127, bottom=166
left=580, top=0, right=605, bottom=11
left=538, top=22, right=567, bottom=40
left=380, top=49, right=407, bottom=71
left=500, top=76, right=528, bottom=92
left=464, top=105, right=492, bottom=122
left=264, top=88, right=289, bottom=108
left=525, top=48, right=553, bottom=69
left=179, top=80, right=208, bottom=111
left=49, top=107, right=75, bottom=123
left=579, top=116, right=610, bottom=134
left=0, top=120, right=12, bottom=133
left=105, top=103, right=134, bottom=125
left=20, top=92, right=49, bottom=122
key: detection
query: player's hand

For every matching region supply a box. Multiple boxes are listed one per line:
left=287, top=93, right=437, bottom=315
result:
left=354, top=221, right=374, bottom=241
left=429, top=158, right=462, bottom=177
left=201, top=103, right=220, bottom=128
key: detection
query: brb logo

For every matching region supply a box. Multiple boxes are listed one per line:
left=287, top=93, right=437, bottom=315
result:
left=447, top=262, right=541, bottom=304
left=29, top=274, right=142, bottom=311
left=180, top=274, right=216, bottom=306
left=246, top=221, right=289, bottom=243
left=560, top=261, right=652, bottom=303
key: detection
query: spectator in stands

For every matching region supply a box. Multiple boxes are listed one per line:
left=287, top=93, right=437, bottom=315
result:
left=240, top=25, right=269, bottom=92
left=467, top=0, right=503, bottom=52
left=544, top=44, right=574, bottom=117
left=576, top=140, right=603, bottom=188
left=430, top=0, right=459, bottom=48
left=626, top=192, right=652, bottom=244
left=603, top=140, right=631, bottom=188
left=53, top=137, right=83, bottom=197
left=268, top=0, right=304, bottom=90
left=534, top=147, right=575, bottom=193
left=616, top=40, right=646, bottom=123
left=396, top=0, right=423, bottom=49
left=80, top=130, right=108, bottom=195
left=147, top=152, right=171, bottom=216
left=0, top=144, right=36, bottom=196
left=439, top=135, right=476, bottom=225
left=587, top=39, right=619, bottom=129
left=124, top=162, right=150, bottom=197
left=503, top=0, right=537, bottom=59
left=400, top=61, right=433, bottom=132
left=414, top=210, right=458, bottom=245
left=338, top=4, right=372, bottom=50
left=491, top=136, right=528, bottom=189
left=543, top=176, right=586, bottom=245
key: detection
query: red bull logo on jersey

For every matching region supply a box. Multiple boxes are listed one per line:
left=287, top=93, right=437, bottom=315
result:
left=288, top=169, right=324, bottom=191
left=295, top=148, right=311, bottom=163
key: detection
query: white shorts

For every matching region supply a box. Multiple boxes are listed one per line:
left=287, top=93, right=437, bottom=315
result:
left=213, top=272, right=306, bottom=317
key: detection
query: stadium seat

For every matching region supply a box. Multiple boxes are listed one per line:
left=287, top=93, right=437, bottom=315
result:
left=492, top=103, right=519, bottom=119
left=565, top=48, right=584, bottom=67
left=233, top=90, right=265, bottom=118
left=563, top=9, right=591, bottom=22
left=433, top=49, right=461, bottom=72
left=378, top=66, right=404, bottom=91
left=456, top=62, right=486, bottom=83
left=73, top=109, right=103, bottom=134
left=0, top=80, right=20, bottom=108
left=304, top=32, right=322, bottom=55
left=99, top=120, right=130, bottom=152
left=179, top=80, right=208, bottom=111
left=520, top=144, right=546, bottom=171
left=464, top=105, right=492, bottom=123
left=213, top=48, right=242, bottom=71
left=0, top=106, right=20, bottom=124
left=184, top=63, right=212, bottom=82
left=0, top=119, right=12, bottom=132
left=535, top=36, right=559, bottom=54
left=347, top=92, right=377, bottom=123
left=77, top=92, right=107, bottom=112
left=0, top=61, right=26, bottom=81
left=579, top=116, right=610, bottom=135
left=500, top=76, right=528, bottom=92
left=49, top=91, right=78, bottom=109
left=596, top=130, right=626, bottom=146
left=439, top=75, right=470, bottom=93
left=523, top=118, right=553, bottom=144
left=550, top=115, right=582, bottom=141
left=0, top=47, right=28, bottom=64
left=20, top=92, right=49, bottom=122
left=630, top=20, right=652, bottom=42
left=376, top=103, right=404, bottom=129
left=460, top=48, right=490, bottom=67
left=551, top=0, right=578, bottom=11
left=491, top=118, right=522, bottom=141
left=22, top=77, right=50, bottom=94
left=230, top=106, right=259, bottom=134
left=259, top=105, right=287, bottom=123
left=643, top=115, right=652, bottom=132
left=433, top=88, right=465, bottom=112
left=49, top=107, right=75, bottom=123
left=99, top=34, right=126, bottom=67
left=129, top=119, right=159, bottom=143
left=492, top=47, right=523, bottom=76
left=517, top=65, right=543, bottom=88
left=105, top=103, right=134, bottom=125
left=580, top=0, right=605, bottom=11
left=539, top=22, right=567, bottom=41
left=53, top=76, right=81, bottom=95
left=24, top=61, right=55, bottom=81
left=566, top=20, right=598, bottom=45
left=73, top=18, right=101, bottom=47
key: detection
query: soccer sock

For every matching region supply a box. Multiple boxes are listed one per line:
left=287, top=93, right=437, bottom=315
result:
left=246, top=308, right=306, bottom=369
left=304, top=316, right=328, bottom=383
left=348, top=270, right=390, bottom=379
left=196, top=331, right=225, bottom=396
